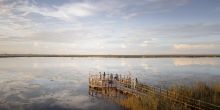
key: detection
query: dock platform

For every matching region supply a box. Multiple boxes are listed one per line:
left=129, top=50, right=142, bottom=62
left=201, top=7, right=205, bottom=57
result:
left=89, top=72, right=220, bottom=110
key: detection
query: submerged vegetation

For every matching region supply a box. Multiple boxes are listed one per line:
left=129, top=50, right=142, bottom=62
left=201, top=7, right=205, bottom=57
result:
left=119, top=82, right=220, bottom=110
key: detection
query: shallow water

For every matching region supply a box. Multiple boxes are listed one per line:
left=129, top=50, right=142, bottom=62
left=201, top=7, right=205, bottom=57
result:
left=0, top=57, right=220, bottom=110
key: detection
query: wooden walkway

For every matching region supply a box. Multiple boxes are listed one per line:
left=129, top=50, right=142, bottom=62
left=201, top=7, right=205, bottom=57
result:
left=89, top=73, right=220, bottom=110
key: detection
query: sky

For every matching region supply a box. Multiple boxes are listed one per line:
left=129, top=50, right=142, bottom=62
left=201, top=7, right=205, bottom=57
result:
left=0, top=0, right=220, bottom=55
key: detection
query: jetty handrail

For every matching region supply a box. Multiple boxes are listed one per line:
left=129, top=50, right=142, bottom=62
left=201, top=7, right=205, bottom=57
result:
left=139, top=83, right=220, bottom=109
left=89, top=74, right=130, bottom=78
left=118, top=81, right=220, bottom=110
left=89, top=73, right=220, bottom=110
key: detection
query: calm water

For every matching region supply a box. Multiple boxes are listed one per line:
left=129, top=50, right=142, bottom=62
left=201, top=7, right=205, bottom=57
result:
left=0, top=57, right=220, bottom=110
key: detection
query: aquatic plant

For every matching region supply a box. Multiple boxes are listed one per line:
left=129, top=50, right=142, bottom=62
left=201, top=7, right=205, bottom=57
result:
left=119, top=82, right=220, bottom=110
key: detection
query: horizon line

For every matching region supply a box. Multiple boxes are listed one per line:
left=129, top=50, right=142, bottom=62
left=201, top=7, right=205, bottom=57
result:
left=1, top=54, right=220, bottom=58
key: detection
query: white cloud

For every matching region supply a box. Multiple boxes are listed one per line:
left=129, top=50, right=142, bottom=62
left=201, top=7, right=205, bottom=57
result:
left=140, top=40, right=149, bottom=47
left=174, top=44, right=220, bottom=50
left=1, top=0, right=220, bottom=54
left=154, top=23, right=220, bottom=38
left=122, top=12, right=139, bottom=20
left=90, top=0, right=190, bottom=19
left=17, top=2, right=96, bottom=21
left=0, top=0, right=41, bottom=38
left=120, top=44, right=126, bottom=48
left=3, top=0, right=189, bottom=21
left=0, top=0, right=96, bottom=21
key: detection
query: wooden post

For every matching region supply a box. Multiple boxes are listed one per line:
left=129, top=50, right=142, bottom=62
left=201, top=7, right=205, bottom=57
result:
left=160, top=87, right=161, bottom=93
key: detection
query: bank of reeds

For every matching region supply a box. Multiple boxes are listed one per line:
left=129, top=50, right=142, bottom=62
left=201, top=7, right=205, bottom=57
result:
left=119, top=82, right=220, bottom=110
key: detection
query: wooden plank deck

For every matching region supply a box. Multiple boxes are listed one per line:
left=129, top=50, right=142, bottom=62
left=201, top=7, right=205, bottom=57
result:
left=89, top=73, right=220, bottom=110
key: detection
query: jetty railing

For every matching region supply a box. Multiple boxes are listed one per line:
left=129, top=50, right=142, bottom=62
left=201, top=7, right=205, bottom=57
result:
left=89, top=73, right=220, bottom=110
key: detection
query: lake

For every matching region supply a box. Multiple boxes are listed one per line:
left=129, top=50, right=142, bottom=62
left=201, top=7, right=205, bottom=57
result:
left=0, top=57, right=220, bottom=110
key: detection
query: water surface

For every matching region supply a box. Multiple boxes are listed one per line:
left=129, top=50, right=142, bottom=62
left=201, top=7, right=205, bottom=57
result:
left=0, top=57, right=220, bottom=110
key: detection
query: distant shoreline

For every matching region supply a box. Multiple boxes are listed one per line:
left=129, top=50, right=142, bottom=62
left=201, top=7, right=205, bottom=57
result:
left=0, top=54, right=220, bottom=58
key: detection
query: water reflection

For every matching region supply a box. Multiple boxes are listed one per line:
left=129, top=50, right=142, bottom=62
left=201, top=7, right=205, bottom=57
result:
left=173, top=58, right=220, bottom=66
left=0, top=57, right=219, bottom=110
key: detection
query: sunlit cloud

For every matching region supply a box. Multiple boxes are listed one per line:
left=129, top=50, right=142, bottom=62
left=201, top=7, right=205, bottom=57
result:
left=174, top=44, right=220, bottom=50
left=0, top=0, right=220, bottom=54
left=140, top=40, right=149, bottom=47
left=24, top=3, right=96, bottom=21
left=120, top=44, right=126, bottom=49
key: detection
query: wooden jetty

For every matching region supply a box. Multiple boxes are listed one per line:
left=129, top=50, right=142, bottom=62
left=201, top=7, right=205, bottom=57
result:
left=89, top=73, right=135, bottom=88
left=89, top=72, right=220, bottom=110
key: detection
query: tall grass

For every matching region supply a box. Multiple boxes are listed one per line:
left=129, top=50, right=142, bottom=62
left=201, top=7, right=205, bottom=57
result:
left=118, top=82, right=220, bottom=110
left=119, top=94, right=158, bottom=110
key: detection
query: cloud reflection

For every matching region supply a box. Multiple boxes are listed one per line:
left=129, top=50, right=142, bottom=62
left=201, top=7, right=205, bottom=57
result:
left=173, top=58, right=220, bottom=66
left=0, top=57, right=220, bottom=110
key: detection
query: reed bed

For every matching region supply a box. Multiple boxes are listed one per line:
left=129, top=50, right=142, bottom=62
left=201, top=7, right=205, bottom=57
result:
left=119, top=82, right=220, bottom=110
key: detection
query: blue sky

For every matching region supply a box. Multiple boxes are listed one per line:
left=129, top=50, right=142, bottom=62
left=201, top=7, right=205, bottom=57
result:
left=0, top=0, right=220, bottom=54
